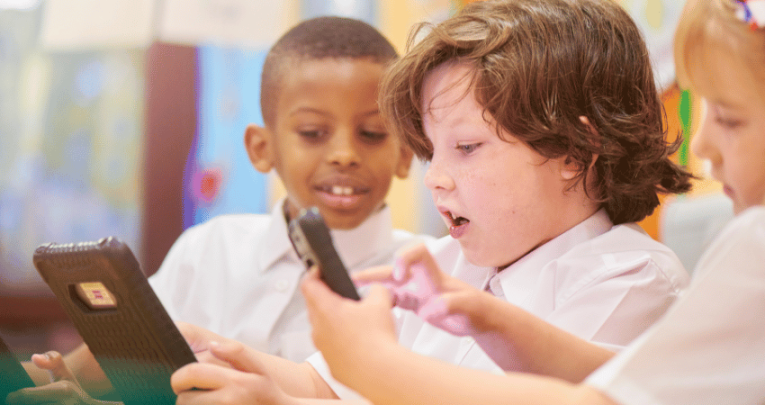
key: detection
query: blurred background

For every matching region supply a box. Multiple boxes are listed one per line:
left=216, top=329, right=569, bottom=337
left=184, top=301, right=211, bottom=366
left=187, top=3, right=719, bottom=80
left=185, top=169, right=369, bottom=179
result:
left=0, top=0, right=729, bottom=358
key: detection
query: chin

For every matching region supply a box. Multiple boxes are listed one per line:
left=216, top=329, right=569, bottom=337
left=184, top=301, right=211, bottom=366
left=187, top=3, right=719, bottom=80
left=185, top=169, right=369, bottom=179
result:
left=460, top=247, right=499, bottom=268
left=323, top=216, right=366, bottom=230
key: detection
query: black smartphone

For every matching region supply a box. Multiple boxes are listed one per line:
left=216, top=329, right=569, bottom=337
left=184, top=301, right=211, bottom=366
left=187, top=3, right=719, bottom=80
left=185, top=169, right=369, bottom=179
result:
left=32, top=237, right=197, bottom=405
left=288, top=207, right=360, bottom=300
left=0, top=335, right=35, bottom=402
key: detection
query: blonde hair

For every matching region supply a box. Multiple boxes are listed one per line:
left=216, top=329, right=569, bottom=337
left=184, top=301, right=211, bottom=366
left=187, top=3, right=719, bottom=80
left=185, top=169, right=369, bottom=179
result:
left=675, top=0, right=765, bottom=89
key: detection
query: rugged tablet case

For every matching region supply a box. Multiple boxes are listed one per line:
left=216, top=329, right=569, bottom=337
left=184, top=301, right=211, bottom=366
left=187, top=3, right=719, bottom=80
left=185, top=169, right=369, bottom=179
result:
left=33, top=237, right=196, bottom=405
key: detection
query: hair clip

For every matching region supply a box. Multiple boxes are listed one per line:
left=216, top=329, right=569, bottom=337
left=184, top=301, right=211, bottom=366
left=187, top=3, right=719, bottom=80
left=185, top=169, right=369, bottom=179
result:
left=735, top=0, right=765, bottom=30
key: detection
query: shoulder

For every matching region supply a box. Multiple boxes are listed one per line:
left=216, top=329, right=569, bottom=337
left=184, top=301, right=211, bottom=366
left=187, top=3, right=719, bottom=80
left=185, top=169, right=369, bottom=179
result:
left=694, top=206, right=765, bottom=276
left=700, top=206, right=765, bottom=257
left=725, top=206, right=765, bottom=233
left=152, top=213, right=275, bottom=279
left=559, top=222, right=690, bottom=291
left=165, top=213, right=274, bottom=260
left=178, top=213, right=272, bottom=242
left=580, top=222, right=684, bottom=266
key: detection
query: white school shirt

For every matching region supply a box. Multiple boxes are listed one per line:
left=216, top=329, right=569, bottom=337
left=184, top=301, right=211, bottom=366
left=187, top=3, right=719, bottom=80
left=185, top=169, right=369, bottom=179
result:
left=148, top=200, right=429, bottom=362
left=308, top=209, right=690, bottom=399
left=586, top=206, right=765, bottom=405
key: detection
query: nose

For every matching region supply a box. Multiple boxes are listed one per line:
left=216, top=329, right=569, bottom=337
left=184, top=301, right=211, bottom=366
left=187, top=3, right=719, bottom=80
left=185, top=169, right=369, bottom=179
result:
left=423, top=157, right=455, bottom=191
left=327, top=131, right=361, bottom=168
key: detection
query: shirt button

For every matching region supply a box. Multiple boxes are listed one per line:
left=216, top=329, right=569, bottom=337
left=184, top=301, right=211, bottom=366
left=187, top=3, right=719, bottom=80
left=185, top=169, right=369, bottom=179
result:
left=274, top=279, right=290, bottom=292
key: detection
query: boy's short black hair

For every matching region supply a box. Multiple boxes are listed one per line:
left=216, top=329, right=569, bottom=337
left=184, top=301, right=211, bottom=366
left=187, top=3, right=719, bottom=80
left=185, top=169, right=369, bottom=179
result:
left=261, top=16, right=399, bottom=127
left=380, top=0, right=693, bottom=225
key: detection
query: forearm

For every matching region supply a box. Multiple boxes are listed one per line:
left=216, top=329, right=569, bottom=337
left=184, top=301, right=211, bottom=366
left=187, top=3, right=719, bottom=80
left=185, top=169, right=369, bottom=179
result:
left=345, top=339, right=609, bottom=405
left=472, top=292, right=614, bottom=382
left=240, top=348, right=338, bottom=399
left=296, top=400, right=370, bottom=405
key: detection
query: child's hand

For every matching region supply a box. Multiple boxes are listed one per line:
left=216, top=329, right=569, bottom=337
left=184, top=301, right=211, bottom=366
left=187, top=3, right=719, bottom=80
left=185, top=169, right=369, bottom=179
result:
left=353, top=243, right=477, bottom=336
left=5, top=351, right=121, bottom=405
left=176, top=322, right=236, bottom=368
left=171, top=341, right=297, bottom=405
left=301, top=267, right=398, bottom=387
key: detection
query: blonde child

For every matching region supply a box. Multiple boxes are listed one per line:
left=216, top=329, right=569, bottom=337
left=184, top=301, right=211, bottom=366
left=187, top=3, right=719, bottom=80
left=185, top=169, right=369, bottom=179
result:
left=302, top=0, right=765, bottom=403
left=9, top=16, right=421, bottom=404
left=166, top=0, right=695, bottom=403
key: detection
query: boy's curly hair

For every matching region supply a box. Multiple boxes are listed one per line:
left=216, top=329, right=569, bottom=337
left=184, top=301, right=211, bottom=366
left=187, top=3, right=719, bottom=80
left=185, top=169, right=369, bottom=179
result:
left=380, top=0, right=693, bottom=225
left=260, top=16, right=398, bottom=128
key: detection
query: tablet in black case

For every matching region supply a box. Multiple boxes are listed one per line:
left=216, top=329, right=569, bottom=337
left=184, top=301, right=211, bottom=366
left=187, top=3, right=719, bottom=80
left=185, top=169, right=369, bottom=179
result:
left=0, top=335, right=35, bottom=402
left=33, top=237, right=196, bottom=405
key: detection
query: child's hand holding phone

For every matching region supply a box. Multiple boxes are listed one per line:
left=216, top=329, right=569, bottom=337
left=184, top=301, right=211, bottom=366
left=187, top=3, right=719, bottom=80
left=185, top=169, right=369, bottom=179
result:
left=301, top=267, right=398, bottom=388
left=288, top=207, right=360, bottom=300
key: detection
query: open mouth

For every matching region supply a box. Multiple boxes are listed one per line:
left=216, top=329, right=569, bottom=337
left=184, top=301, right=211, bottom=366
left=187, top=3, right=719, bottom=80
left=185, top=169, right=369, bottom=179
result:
left=315, top=183, right=371, bottom=210
left=317, top=185, right=369, bottom=196
left=447, top=211, right=470, bottom=227
left=443, top=210, right=470, bottom=238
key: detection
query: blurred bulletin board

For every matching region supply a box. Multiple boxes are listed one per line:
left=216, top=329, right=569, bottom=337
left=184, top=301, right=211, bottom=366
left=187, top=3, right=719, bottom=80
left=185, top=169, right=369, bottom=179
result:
left=0, top=2, right=146, bottom=355
left=0, top=4, right=145, bottom=295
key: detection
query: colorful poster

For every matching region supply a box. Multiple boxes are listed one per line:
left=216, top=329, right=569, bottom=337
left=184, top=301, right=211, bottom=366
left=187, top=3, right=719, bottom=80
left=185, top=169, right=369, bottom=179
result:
left=184, top=46, right=271, bottom=228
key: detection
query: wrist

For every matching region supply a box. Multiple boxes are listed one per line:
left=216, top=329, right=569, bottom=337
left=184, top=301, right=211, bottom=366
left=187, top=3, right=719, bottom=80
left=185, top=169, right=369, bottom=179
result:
left=336, top=336, right=400, bottom=394
left=467, top=290, right=511, bottom=334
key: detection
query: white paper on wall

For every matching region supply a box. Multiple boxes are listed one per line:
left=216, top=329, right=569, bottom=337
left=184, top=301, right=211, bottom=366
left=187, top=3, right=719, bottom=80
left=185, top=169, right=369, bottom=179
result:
left=39, top=0, right=155, bottom=50
left=158, top=0, right=290, bottom=49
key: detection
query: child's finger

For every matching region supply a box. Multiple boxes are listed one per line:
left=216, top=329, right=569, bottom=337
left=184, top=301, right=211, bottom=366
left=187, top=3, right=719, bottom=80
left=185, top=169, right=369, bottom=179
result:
left=171, top=363, right=228, bottom=394
left=208, top=341, right=268, bottom=375
left=394, top=243, right=442, bottom=283
left=418, top=292, right=475, bottom=336
left=176, top=321, right=224, bottom=354
left=350, top=265, right=395, bottom=285
left=30, top=351, right=78, bottom=384
left=366, top=283, right=395, bottom=308
left=301, top=266, right=339, bottom=308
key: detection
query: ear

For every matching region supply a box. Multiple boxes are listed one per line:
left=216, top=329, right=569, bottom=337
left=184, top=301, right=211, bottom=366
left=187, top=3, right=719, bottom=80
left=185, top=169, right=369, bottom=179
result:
left=560, top=116, right=600, bottom=179
left=561, top=115, right=600, bottom=180
left=394, top=145, right=415, bottom=179
left=560, top=157, right=582, bottom=181
left=244, top=124, right=275, bottom=173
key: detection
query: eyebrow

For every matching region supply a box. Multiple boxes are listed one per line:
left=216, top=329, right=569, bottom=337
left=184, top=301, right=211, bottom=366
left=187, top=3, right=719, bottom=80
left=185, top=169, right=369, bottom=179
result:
left=288, top=107, right=381, bottom=119
left=289, top=107, right=331, bottom=117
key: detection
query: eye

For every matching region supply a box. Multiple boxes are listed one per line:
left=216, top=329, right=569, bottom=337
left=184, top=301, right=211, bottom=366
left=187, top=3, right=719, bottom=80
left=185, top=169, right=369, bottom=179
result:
left=715, top=116, right=744, bottom=130
left=709, top=104, right=745, bottom=130
left=297, top=129, right=326, bottom=140
left=359, top=130, right=388, bottom=144
left=456, top=143, right=481, bottom=154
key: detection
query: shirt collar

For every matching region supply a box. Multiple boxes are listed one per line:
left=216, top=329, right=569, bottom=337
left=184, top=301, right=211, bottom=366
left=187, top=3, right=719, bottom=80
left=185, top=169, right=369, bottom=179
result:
left=256, top=199, right=396, bottom=272
left=256, top=198, right=295, bottom=271
left=490, top=209, right=613, bottom=298
left=331, top=204, right=395, bottom=269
